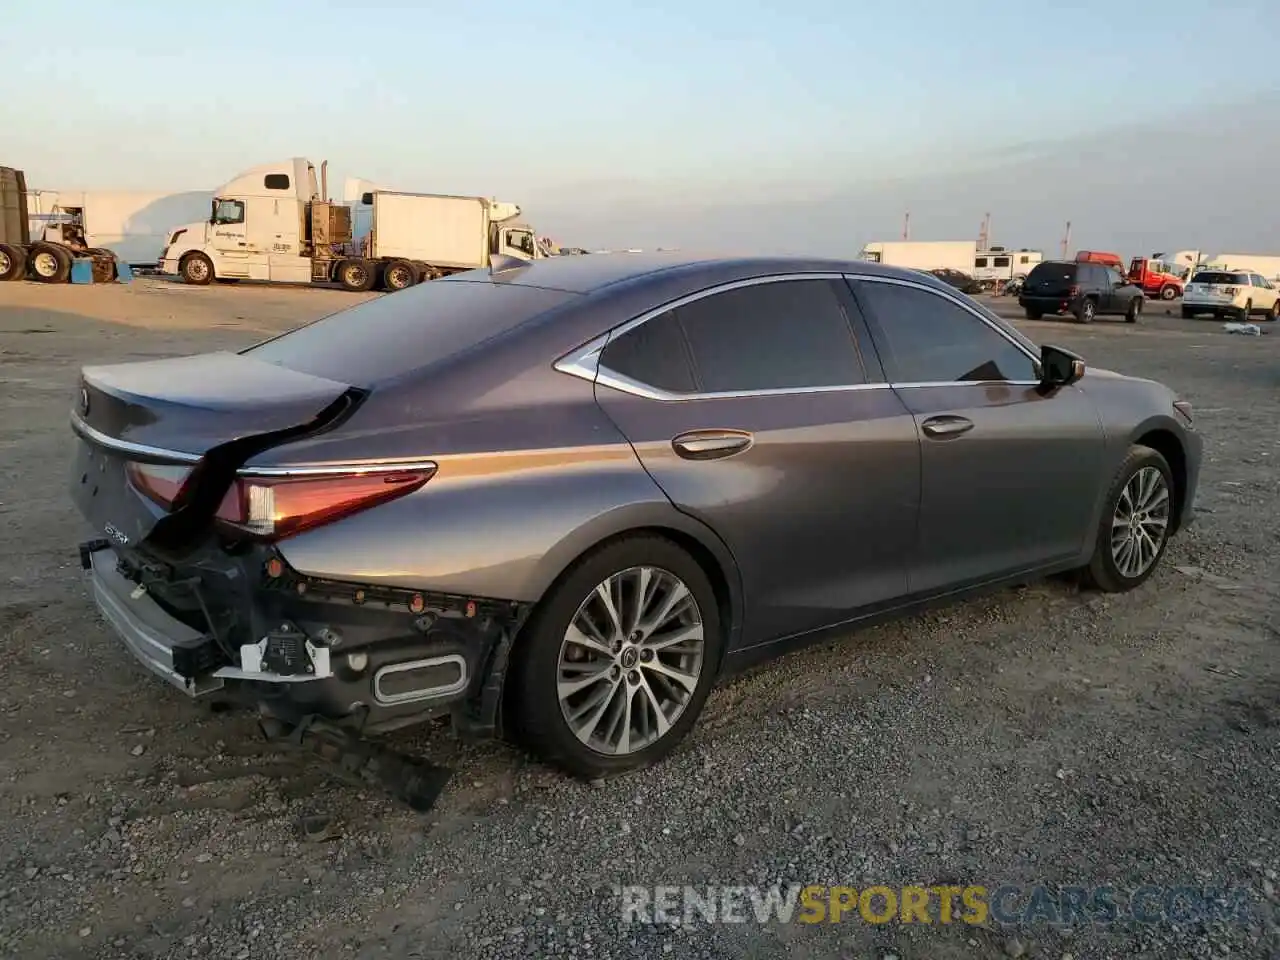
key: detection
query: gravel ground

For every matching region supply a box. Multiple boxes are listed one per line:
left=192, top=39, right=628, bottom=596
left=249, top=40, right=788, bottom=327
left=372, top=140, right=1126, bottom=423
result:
left=0, top=278, right=1277, bottom=960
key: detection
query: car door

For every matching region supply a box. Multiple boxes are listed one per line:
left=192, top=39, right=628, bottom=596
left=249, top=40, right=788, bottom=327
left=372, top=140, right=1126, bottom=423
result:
left=1251, top=275, right=1278, bottom=311
left=590, top=274, right=921, bottom=647
left=849, top=276, right=1106, bottom=595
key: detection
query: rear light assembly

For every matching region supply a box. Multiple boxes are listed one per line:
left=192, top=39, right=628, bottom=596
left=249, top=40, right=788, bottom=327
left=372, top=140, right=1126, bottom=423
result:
left=127, top=460, right=436, bottom=541
left=1067, top=284, right=1081, bottom=297
left=1223, top=286, right=1239, bottom=295
left=215, top=468, right=436, bottom=541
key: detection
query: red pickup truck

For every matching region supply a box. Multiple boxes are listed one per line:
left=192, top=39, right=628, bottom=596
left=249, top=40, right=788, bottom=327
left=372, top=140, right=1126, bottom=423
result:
left=1127, top=258, right=1184, bottom=300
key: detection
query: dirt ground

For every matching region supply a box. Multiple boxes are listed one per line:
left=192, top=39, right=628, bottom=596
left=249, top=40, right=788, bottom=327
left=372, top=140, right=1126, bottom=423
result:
left=0, top=277, right=1277, bottom=960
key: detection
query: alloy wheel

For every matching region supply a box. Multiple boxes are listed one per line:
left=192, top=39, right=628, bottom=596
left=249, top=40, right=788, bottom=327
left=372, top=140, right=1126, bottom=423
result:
left=556, top=566, right=705, bottom=756
left=1110, top=466, right=1171, bottom=578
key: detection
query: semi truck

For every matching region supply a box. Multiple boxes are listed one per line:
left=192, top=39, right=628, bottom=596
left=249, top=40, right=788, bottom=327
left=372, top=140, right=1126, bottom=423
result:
left=1, top=165, right=126, bottom=283
left=160, top=157, right=547, bottom=291
left=859, top=240, right=978, bottom=275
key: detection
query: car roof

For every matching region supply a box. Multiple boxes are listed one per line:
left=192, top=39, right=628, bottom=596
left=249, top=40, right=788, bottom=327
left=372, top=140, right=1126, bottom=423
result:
left=443, top=252, right=954, bottom=295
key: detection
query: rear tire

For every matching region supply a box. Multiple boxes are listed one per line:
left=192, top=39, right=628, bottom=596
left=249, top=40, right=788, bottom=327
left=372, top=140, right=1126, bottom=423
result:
left=180, top=252, right=214, bottom=285
left=0, top=242, right=25, bottom=281
left=512, top=535, right=723, bottom=780
left=1024, top=308, right=1043, bottom=320
left=1125, top=297, right=1142, bottom=323
left=337, top=258, right=376, bottom=292
left=28, top=242, right=71, bottom=283
left=1180, top=307, right=1195, bottom=319
left=1082, top=445, right=1174, bottom=593
left=1159, top=284, right=1178, bottom=300
left=382, top=259, right=417, bottom=292
left=1075, top=297, right=1096, bottom=323
left=1240, top=300, right=1252, bottom=321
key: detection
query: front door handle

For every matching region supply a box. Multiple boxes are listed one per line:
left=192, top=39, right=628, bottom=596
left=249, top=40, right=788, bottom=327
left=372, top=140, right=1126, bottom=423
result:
left=672, top=430, right=753, bottom=461
left=920, top=415, right=974, bottom=439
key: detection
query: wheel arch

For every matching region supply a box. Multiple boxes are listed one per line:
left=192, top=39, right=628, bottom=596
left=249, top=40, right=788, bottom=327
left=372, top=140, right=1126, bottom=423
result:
left=179, top=249, right=214, bottom=278
left=522, top=505, right=745, bottom=665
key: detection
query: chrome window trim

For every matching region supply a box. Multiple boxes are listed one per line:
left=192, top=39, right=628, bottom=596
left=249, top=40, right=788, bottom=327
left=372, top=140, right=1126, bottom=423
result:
left=72, top=413, right=437, bottom=477
left=553, top=271, right=1045, bottom=402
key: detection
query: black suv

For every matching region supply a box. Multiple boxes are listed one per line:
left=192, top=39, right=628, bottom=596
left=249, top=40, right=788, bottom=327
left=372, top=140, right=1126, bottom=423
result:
left=1019, top=261, right=1146, bottom=323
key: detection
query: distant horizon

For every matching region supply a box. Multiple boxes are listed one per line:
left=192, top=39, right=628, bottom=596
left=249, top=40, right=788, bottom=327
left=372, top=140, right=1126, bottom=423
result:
left=6, top=0, right=1277, bottom=258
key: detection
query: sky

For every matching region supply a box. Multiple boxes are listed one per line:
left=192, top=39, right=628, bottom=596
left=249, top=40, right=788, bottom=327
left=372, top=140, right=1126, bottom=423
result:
left=4, top=0, right=1279, bottom=256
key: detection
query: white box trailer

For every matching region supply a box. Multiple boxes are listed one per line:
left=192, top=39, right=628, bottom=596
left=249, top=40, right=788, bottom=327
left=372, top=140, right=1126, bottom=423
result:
left=859, top=240, right=978, bottom=275
left=367, top=192, right=514, bottom=269
left=27, top=189, right=214, bottom=266
left=1210, top=253, right=1280, bottom=283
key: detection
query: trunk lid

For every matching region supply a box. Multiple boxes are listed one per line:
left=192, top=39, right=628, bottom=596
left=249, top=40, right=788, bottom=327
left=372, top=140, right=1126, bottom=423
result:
left=71, top=351, right=362, bottom=549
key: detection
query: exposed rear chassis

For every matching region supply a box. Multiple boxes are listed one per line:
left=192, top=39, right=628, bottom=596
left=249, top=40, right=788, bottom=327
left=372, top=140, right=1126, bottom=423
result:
left=79, top=537, right=531, bottom=811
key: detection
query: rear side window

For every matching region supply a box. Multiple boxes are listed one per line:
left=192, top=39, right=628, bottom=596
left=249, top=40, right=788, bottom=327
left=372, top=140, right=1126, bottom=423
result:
left=599, top=311, right=696, bottom=392
left=854, top=280, right=1038, bottom=384
left=245, top=279, right=574, bottom=386
left=1026, top=262, right=1077, bottom=284
left=264, top=173, right=290, bottom=190
left=1192, top=271, right=1248, bottom=285
left=675, top=279, right=865, bottom=391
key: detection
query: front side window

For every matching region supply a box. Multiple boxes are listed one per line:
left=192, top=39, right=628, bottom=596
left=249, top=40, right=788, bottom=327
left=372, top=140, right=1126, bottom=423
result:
left=675, top=278, right=866, bottom=392
left=853, top=280, right=1038, bottom=384
left=213, top=199, right=245, bottom=225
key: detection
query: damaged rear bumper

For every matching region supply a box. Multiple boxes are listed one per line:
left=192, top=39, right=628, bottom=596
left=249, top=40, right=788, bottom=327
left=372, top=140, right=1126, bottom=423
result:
left=79, top=538, right=528, bottom=739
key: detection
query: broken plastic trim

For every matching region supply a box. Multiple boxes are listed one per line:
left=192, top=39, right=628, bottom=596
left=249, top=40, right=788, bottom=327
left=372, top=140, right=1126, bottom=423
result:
left=259, top=714, right=453, bottom=813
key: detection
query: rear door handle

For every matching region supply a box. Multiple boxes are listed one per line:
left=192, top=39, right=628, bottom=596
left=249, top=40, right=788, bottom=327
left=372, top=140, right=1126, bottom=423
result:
left=672, top=430, right=753, bottom=460
left=920, top=415, right=974, bottom=439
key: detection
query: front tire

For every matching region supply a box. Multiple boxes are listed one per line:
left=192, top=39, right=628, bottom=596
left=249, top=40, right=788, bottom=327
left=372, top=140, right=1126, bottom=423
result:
left=1159, top=284, right=1178, bottom=300
left=180, top=252, right=214, bottom=285
left=1082, top=445, right=1174, bottom=593
left=513, top=535, right=723, bottom=779
left=1269, top=299, right=1280, bottom=320
left=1240, top=300, right=1252, bottom=321
left=1125, top=297, right=1142, bottom=323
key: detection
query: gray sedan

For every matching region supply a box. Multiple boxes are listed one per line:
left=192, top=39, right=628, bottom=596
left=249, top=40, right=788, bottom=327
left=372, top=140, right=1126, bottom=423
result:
left=70, top=254, right=1201, bottom=783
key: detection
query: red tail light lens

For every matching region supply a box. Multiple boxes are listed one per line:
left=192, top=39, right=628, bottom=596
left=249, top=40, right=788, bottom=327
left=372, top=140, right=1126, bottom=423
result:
left=1068, top=284, right=1081, bottom=296
left=215, top=468, right=436, bottom=541
left=127, top=462, right=193, bottom=509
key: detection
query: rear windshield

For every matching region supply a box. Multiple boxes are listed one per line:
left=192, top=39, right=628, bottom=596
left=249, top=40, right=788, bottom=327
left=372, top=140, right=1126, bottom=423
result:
left=1026, top=262, right=1077, bottom=283
left=244, top=278, right=575, bottom=386
left=1191, top=271, right=1247, bottom=285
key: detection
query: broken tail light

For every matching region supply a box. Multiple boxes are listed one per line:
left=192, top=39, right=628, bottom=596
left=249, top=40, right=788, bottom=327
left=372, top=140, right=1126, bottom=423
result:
left=214, top=467, right=437, bottom=541
left=1067, top=285, right=1081, bottom=297
left=127, top=462, right=193, bottom=509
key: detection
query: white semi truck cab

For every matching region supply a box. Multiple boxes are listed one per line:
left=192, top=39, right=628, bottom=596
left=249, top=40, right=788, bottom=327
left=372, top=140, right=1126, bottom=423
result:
left=160, top=157, right=546, bottom=291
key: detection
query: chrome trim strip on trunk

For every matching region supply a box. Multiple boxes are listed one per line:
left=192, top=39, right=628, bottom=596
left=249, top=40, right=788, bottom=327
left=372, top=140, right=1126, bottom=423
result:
left=71, top=413, right=203, bottom=464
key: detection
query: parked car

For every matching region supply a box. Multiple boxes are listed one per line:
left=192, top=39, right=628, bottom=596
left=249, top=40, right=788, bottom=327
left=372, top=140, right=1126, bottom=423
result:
left=1019, top=260, right=1146, bottom=323
left=1181, top=269, right=1280, bottom=321
left=928, top=267, right=982, bottom=294
left=70, top=254, right=1201, bottom=781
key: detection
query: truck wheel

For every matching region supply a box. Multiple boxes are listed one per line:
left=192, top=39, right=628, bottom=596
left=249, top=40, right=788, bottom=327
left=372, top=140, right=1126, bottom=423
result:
left=180, top=253, right=214, bottom=285
left=1074, top=297, right=1096, bottom=324
left=382, top=259, right=417, bottom=292
left=28, top=242, right=72, bottom=283
left=0, top=243, right=25, bottom=281
left=1159, top=284, right=1177, bottom=300
left=1125, top=298, right=1142, bottom=323
left=337, top=258, right=376, bottom=292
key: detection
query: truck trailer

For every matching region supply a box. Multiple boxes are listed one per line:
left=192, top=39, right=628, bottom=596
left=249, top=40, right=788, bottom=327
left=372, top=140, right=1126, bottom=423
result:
left=160, top=158, right=547, bottom=291
left=859, top=240, right=978, bottom=275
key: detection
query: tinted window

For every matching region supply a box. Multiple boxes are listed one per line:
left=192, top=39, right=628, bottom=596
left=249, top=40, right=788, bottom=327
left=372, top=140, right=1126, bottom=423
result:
left=975, top=257, right=989, bottom=267
left=1192, top=271, right=1248, bottom=285
left=264, top=173, right=290, bottom=190
left=1026, top=262, right=1077, bottom=284
left=855, top=281, right=1038, bottom=384
left=675, top=279, right=865, bottom=392
left=994, top=256, right=1010, bottom=267
left=600, top=311, right=696, bottom=392
left=245, top=279, right=574, bottom=386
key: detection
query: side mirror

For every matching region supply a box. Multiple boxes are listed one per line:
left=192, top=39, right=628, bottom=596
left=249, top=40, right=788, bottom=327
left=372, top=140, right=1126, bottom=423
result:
left=1038, top=344, right=1085, bottom=391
